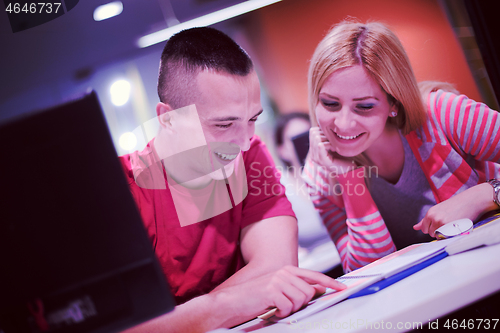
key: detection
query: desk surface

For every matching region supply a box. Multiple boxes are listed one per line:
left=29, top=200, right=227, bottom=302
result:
left=233, top=242, right=500, bottom=333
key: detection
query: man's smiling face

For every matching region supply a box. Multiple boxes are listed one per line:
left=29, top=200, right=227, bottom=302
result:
left=157, top=69, right=262, bottom=188
left=194, top=69, right=262, bottom=180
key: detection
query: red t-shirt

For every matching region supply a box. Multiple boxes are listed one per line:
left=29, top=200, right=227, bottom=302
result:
left=119, top=136, right=295, bottom=304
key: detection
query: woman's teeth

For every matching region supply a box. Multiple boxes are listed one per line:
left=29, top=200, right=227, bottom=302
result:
left=215, top=152, right=238, bottom=161
left=336, top=132, right=361, bottom=140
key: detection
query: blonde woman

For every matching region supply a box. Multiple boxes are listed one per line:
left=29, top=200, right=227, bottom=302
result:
left=303, top=21, right=500, bottom=273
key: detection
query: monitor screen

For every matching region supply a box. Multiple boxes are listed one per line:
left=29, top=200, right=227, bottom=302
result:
left=0, top=91, right=175, bottom=333
left=291, top=131, right=310, bottom=168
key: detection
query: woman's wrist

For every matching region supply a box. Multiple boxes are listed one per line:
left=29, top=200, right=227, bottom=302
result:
left=487, top=179, right=500, bottom=208
left=472, top=182, right=500, bottom=217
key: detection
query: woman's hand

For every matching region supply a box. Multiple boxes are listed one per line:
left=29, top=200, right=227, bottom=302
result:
left=308, top=127, right=356, bottom=176
left=413, top=183, right=499, bottom=237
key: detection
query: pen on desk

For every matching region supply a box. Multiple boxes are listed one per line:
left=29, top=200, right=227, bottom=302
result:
left=257, top=308, right=277, bottom=320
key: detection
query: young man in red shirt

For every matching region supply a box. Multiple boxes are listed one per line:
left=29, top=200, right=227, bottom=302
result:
left=121, top=27, right=345, bottom=332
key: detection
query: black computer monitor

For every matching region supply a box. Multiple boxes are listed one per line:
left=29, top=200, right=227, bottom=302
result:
left=0, top=91, right=175, bottom=333
left=291, top=131, right=310, bottom=168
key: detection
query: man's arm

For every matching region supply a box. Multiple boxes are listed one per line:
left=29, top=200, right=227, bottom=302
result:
left=122, top=264, right=345, bottom=333
left=211, top=215, right=299, bottom=291
left=123, top=216, right=346, bottom=332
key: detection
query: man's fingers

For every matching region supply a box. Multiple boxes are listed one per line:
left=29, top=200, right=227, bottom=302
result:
left=283, top=272, right=320, bottom=304
left=283, top=266, right=347, bottom=291
left=275, top=281, right=310, bottom=313
left=311, top=284, right=327, bottom=296
left=270, top=293, right=294, bottom=318
left=258, top=267, right=347, bottom=319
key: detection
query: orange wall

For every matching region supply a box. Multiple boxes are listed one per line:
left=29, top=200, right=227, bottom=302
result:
left=242, top=0, right=481, bottom=114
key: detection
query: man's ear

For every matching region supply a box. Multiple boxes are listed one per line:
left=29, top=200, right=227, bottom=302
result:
left=156, top=102, right=174, bottom=129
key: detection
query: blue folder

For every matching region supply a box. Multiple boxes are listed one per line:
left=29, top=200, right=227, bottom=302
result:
left=348, top=251, right=449, bottom=298
left=346, top=214, right=500, bottom=299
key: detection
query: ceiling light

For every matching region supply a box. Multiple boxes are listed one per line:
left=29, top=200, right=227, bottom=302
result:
left=110, top=79, right=131, bottom=106
left=119, top=132, right=137, bottom=151
left=137, top=0, right=281, bottom=48
left=94, top=1, right=123, bottom=22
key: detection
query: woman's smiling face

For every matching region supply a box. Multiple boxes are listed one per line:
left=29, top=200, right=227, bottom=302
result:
left=315, top=65, right=396, bottom=158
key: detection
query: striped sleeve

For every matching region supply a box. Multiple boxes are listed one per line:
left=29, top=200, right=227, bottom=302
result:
left=302, top=159, right=396, bottom=272
left=429, top=90, right=500, bottom=163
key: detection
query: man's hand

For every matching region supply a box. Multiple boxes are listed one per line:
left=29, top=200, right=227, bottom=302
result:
left=213, top=265, right=346, bottom=327
left=122, top=266, right=345, bottom=333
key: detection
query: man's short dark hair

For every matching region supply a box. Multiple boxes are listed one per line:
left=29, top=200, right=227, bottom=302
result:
left=157, top=27, right=253, bottom=108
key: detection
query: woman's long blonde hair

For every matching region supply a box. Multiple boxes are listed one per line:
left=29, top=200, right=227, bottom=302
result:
left=308, top=20, right=427, bottom=135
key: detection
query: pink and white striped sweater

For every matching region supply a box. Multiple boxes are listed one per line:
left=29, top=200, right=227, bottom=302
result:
left=303, top=90, right=500, bottom=273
